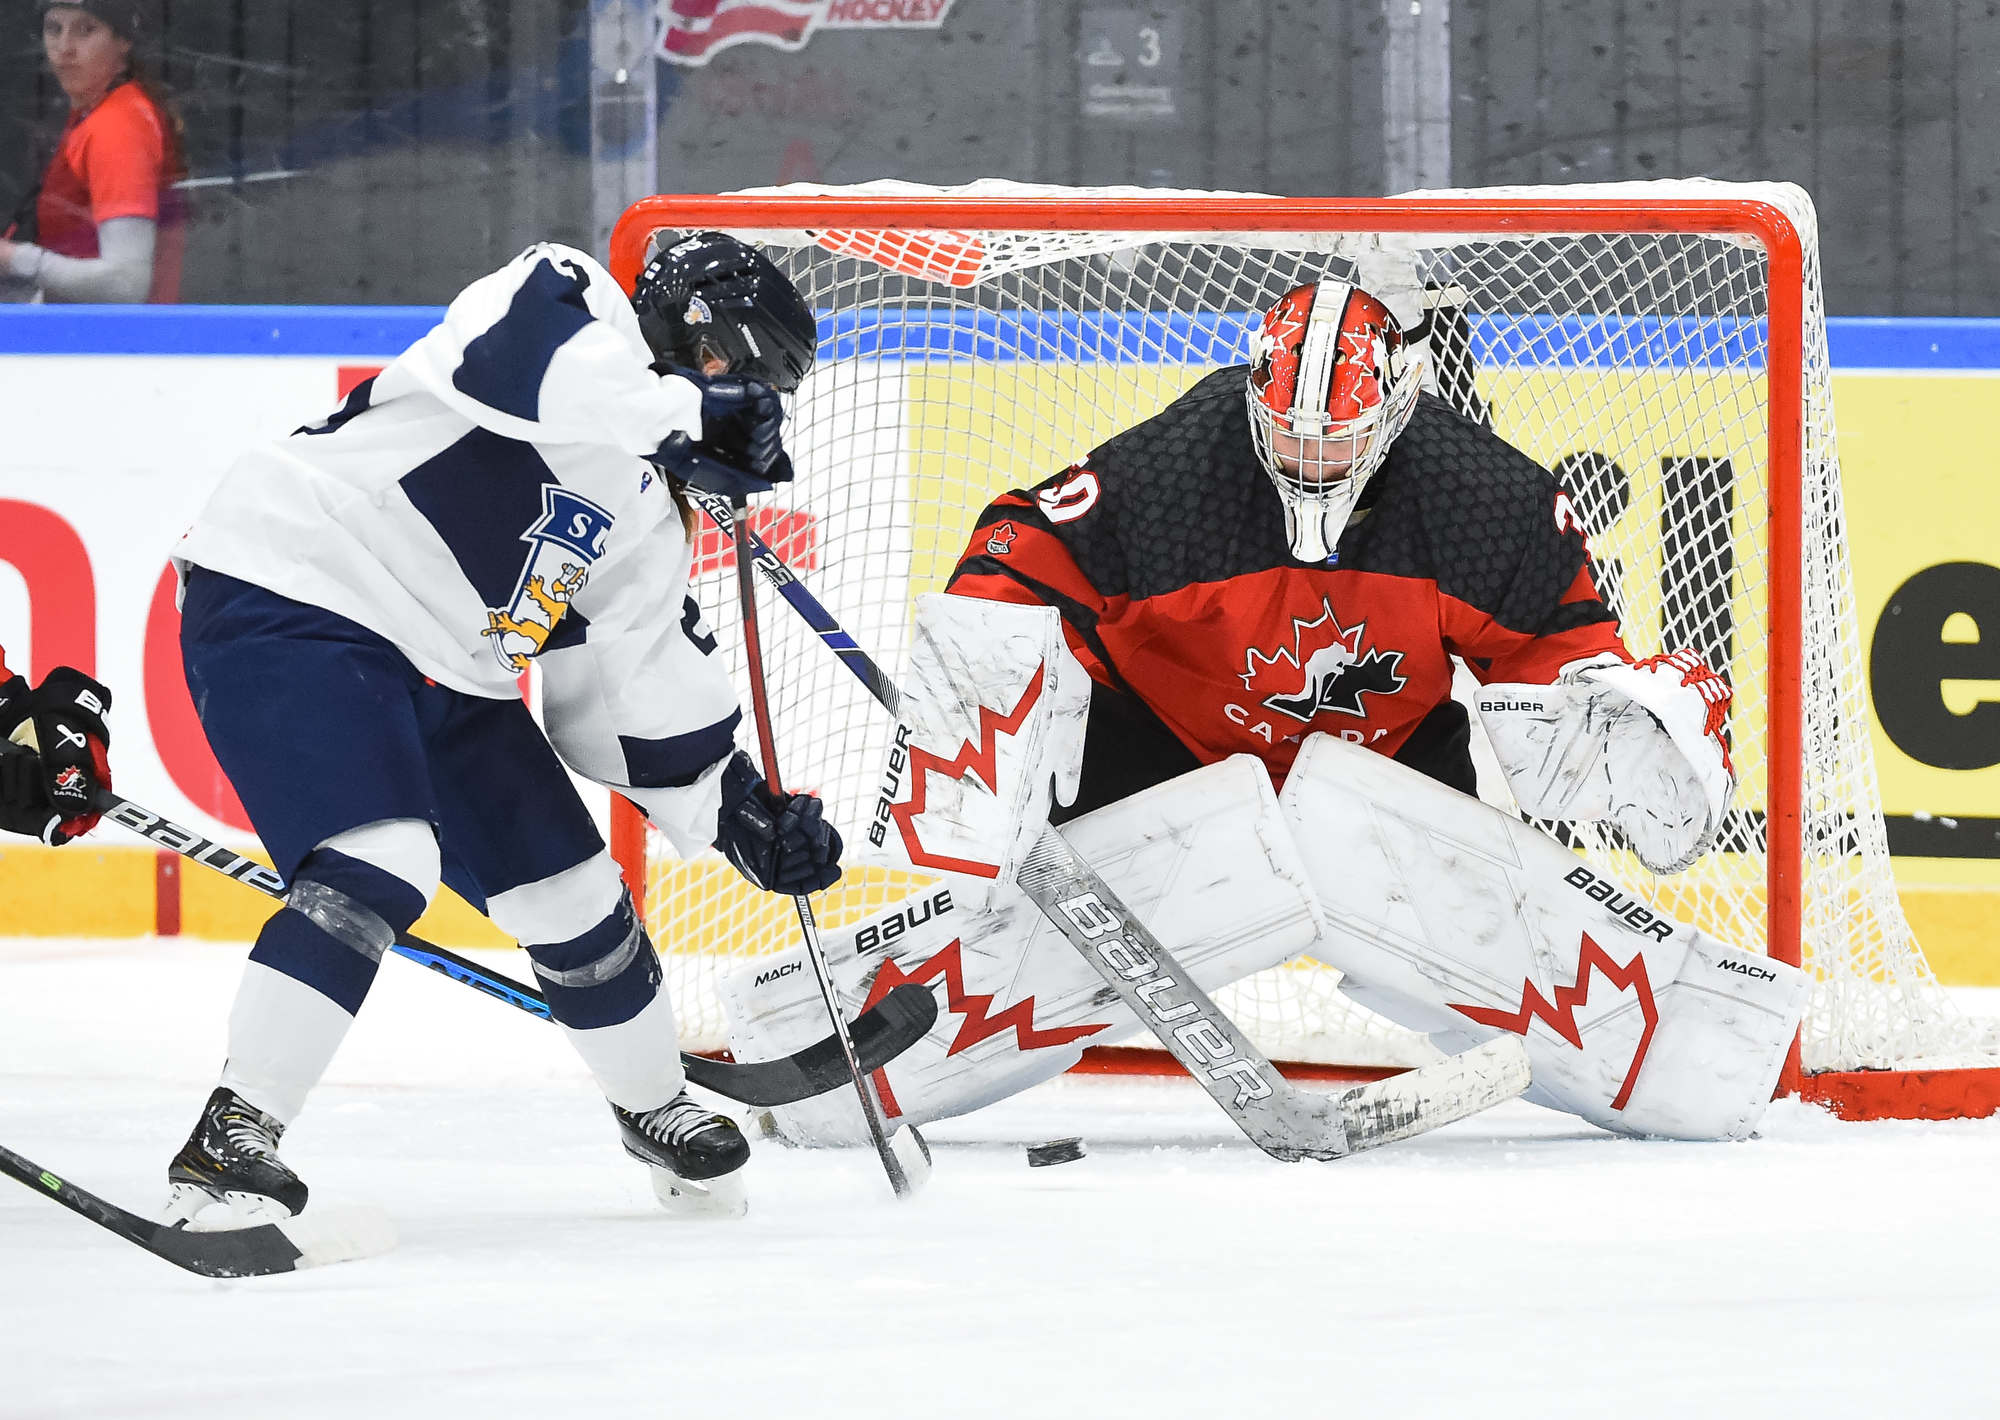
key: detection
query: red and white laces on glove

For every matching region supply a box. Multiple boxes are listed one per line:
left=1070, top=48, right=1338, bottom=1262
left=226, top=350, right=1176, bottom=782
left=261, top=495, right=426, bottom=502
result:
left=1631, top=649, right=1734, bottom=775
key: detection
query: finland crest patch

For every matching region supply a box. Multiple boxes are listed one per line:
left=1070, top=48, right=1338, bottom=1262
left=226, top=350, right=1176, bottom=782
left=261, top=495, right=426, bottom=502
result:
left=481, top=486, right=614, bottom=672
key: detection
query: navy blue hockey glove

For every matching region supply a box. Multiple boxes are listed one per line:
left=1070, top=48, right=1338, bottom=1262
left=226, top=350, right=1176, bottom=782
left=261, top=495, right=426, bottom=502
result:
left=648, top=432, right=781, bottom=501
left=693, top=372, right=790, bottom=480
left=714, top=750, right=842, bottom=896
left=649, top=368, right=795, bottom=498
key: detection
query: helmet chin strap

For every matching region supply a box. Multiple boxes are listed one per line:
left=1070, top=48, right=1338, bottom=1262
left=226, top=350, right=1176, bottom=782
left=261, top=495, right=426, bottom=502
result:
left=1276, top=480, right=1361, bottom=562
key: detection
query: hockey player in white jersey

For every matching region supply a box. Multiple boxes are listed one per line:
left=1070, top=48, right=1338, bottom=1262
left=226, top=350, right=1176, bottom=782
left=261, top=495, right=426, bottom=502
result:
left=165, top=233, right=840, bottom=1222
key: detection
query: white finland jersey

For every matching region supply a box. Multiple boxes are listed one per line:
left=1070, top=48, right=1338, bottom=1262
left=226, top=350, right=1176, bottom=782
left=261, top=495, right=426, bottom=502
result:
left=175, top=243, right=742, bottom=855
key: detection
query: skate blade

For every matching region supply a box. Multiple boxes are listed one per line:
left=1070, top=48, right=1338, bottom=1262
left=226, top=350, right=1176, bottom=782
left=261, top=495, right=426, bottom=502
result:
left=162, top=1181, right=295, bottom=1232
left=649, top=1166, right=748, bottom=1219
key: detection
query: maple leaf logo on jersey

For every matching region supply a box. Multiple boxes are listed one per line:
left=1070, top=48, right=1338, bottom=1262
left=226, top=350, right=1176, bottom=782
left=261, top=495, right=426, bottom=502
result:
left=1241, top=598, right=1407, bottom=722
left=985, top=520, right=1017, bottom=557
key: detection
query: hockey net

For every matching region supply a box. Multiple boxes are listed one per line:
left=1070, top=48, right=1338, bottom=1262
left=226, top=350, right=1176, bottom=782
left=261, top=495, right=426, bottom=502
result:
left=608, top=178, right=2000, bottom=1115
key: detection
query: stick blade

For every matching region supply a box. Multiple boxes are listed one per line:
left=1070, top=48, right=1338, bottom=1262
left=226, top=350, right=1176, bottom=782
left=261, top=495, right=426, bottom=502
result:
left=883, top=1125, right=933, bottom=1200
left=276, top=1205, right=400, bottom=1271
left=856, top=984, right=941, bottom=1063
left=144, top=1205, right=397, bottom=1278
left=684, top=983, right=940, bottom=1107
left=1337, top=1035, right=1533, bottom=1154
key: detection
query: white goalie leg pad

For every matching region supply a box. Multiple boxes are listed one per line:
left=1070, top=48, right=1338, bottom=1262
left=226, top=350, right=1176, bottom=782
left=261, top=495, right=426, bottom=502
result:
left=862, top=592, right=1091, bottom=910
left=726, top=755, right=1325, bottom=1145
left=1280, top=733, right=1805, bottom=1140
left=1474, top=651, right=1735, bottom=874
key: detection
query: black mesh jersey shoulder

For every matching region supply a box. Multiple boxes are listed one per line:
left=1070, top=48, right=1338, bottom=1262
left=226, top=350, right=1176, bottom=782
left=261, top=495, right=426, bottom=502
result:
left=1345, top=392, right=1592, bottom=632
left=1046, top=365, right=1293, bottom=601
left=1032, top=367, right=1591, bottom=635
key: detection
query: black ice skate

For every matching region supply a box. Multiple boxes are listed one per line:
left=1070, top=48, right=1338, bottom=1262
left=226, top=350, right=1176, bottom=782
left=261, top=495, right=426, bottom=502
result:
left=163, top=1087, right=308, bottom=1229
left=613, top=1091, right=750, bottom=1218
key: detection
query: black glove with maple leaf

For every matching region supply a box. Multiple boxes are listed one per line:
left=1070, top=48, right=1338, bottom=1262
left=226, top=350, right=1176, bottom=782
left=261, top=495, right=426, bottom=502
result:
left=0, top=662, right=113, bottom=844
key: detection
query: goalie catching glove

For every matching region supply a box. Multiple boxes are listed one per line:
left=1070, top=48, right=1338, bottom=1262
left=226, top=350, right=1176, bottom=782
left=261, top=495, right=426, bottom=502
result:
left=713, top=750, right=842, bottom=895
left=1475, top=650, right=1734, bottom=874
left=0, top=658, right=113, bottom=846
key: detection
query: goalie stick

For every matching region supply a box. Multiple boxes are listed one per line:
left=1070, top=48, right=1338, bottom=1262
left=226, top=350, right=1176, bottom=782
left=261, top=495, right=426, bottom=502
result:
left=0, top=1140, right=393, bottom=1278
left=92, top=791, right=938, bottom=1108
left=688, top=483, right=1532, bottom=1161
left=727, top=497, right=930, bottom=1198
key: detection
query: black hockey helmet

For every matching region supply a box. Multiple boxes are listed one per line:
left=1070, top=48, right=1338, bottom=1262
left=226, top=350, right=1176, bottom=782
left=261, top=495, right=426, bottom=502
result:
left=632, top=231, right=817, bottom=393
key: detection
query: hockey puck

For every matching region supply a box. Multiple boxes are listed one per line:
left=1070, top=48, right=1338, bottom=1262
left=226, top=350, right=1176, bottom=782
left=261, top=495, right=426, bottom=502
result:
left=1026, top=1137, right=1086, bottom=1168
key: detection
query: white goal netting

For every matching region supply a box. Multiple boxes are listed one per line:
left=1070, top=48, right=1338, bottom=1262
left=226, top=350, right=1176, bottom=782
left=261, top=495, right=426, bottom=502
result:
left=619, top=178, right=1999, bottom=1080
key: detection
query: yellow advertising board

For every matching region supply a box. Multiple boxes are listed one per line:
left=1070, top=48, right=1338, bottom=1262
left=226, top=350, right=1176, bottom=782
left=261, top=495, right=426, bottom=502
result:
left=1835, top=373, right=2000, bottom=978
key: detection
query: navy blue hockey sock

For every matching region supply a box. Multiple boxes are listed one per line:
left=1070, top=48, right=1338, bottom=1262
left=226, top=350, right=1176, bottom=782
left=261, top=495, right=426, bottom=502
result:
left=248, top=848, right=430, bottom=1015
left=523, top=893, right=664, bottom=1031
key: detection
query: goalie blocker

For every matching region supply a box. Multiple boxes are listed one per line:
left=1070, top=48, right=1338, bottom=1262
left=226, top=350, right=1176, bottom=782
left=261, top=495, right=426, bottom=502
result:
left=727, top=595, right=1804, bottom=1145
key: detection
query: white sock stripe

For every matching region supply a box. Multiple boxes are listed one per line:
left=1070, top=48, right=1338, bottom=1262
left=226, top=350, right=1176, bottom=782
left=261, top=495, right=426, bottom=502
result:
left=562, top=988, right=687, bottom=1114
left=221, top=962, right=361, bottom=1126
left=315, top=818, right=440, bottom=904
left=485, top=850, right=626, bottom=948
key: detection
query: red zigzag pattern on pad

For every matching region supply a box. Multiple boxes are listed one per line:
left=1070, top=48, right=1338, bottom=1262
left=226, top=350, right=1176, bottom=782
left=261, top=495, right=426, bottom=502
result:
left=1450, top=932, right=1660, bottom=1110
left=864, top=937, right=1111, bottom=1059
left=888, top=663, right=1046, bottom=878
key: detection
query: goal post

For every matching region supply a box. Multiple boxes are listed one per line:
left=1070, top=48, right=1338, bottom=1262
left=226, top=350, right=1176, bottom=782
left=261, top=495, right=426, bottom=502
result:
left=605, top=179, right=2000, bottom=1122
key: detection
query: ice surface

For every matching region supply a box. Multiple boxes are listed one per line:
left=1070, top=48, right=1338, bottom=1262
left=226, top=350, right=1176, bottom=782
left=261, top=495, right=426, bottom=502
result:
left=5, top=938, right=1999, bottom=1419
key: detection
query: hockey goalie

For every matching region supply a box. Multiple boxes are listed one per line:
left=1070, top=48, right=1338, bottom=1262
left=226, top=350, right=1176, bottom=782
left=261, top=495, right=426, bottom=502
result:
left=727, top=278, right=1807, bottom=1147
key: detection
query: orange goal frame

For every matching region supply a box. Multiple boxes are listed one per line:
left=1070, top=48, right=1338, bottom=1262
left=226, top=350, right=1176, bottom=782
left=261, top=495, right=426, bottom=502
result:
left=604, top=192, right=1999, bottom=1123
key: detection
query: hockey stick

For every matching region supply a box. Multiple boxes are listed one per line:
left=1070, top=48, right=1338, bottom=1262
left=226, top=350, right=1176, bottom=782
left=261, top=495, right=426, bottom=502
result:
left=690, top=486, right=1531, bottom=1161
left=726, top=497, right=930, bottom=1197
left=0, top=1140, right=394, bottom=1277
left=91, top=792, right=938, bottom=1108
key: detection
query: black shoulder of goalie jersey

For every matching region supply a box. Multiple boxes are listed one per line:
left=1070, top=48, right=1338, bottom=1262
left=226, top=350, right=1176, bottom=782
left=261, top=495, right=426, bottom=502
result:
left=973, top=372, right=1597, bottom=628
left=1348, top=392, right=1602, bottom=628
left=1045, top=365, right=1295, bottom=601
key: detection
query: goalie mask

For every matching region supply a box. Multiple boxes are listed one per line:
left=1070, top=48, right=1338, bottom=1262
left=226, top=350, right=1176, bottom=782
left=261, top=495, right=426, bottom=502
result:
left=1246, top=280, right=1425, bottom=563
left=632, top=231, right=818, bottom=393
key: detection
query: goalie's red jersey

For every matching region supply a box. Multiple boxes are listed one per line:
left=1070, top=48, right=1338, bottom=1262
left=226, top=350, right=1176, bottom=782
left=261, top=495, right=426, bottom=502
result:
left=946, top=368, right=1629, bottom=802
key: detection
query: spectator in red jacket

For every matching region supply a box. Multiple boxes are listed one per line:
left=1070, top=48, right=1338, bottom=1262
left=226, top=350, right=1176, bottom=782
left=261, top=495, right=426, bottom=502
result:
left=1, top=0, right=185, bottom=303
